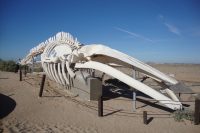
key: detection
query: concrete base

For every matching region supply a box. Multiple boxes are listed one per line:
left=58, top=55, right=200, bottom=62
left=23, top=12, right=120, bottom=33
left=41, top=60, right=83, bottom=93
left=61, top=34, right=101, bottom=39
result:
left=70, top=71, right=102, bottom=101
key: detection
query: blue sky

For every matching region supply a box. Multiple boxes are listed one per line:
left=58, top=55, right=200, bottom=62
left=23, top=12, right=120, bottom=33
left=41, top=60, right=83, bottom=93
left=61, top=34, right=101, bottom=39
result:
left=0, top=0, right=200, bottom=63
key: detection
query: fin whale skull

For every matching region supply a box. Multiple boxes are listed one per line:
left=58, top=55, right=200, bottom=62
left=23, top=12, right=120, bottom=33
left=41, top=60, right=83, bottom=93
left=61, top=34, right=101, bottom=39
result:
left=20, top=32, right=182, bottom=110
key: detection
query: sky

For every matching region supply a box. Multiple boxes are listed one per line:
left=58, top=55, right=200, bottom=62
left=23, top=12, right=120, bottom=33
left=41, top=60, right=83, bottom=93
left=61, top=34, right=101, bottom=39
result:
left=0, top=0, right=200, bottom=63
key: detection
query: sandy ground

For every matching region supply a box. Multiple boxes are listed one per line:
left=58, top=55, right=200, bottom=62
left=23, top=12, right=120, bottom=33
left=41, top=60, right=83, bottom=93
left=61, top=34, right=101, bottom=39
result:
left=0, top=64, right=200, bottom=133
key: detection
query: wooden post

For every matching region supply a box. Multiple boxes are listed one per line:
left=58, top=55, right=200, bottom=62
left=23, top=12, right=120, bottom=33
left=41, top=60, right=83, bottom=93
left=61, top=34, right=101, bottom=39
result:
left=98, top=96, right=103, bottom=117
left=39, top=74, right=46, bottom=97
left=132, top=90, right=136, bottom=112
left=143, top=111, right=147, bottom=125
left=19, top=67, right=22, bottom=81
left=194, top=97, right=200, bottom=125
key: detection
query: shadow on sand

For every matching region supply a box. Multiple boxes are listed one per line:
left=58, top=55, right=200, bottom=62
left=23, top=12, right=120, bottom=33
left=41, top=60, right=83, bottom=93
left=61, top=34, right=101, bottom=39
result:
left=0, top=78, right=9, bottom=79
left=0, top=93, right=16, bottom=119
left=102, top=79, right=175, bottom=116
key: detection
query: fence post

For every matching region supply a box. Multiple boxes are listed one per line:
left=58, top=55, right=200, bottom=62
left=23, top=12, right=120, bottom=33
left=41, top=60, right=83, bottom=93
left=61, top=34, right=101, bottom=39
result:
left=98, top=96, right=103, bottom=117
left=19, top=67, right=22, bottom=81
left=39, top=74, right=46, bottom=97
left=194, top=97, right=200, bottom=125
left=143, top=111, right=147, bottom=125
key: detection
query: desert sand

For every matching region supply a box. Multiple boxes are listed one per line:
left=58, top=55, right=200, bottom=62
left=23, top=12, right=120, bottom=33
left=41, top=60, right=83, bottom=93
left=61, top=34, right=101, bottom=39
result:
left=0, top=64, right=200, bottom=133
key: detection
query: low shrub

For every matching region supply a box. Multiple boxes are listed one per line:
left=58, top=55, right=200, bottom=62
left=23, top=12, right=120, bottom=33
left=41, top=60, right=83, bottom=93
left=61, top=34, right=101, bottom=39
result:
left=173, top=109, right=194, bottom=122
left=0, top=59, right=18, bottom=72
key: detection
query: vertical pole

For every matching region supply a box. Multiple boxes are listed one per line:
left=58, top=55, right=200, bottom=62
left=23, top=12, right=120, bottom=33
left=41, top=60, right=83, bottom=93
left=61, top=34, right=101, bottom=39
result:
left=32, top=56, right=34, bottom=73
left=98, top=96, right=103, bottom=117
left=143, top=111, right=147, bottom=125
left=132, top=67, right=136, bottom=79
left=194, top=98, right=200, bottom=125
left=137, top=71, right=140, bottom=79
left=39, top=74, right=46, bottom=97
left=132, top=90, right=136, bottom=112
left=132, top=67, right=137, bottom=112
left=92, top=69, right=95, bottom=77
left=19, top=67, right=22, bottom=81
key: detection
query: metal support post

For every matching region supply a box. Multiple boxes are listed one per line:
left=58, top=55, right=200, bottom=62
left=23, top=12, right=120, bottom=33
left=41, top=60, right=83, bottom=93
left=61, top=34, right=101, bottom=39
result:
left=132, top=67, right=136, bottom=79
left=132, top=90, right=136, bottom=112
left=32, top=56, right=34, bottom=73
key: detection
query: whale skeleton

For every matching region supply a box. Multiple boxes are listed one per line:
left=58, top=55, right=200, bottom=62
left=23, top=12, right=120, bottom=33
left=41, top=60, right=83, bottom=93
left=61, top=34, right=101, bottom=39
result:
left=20, top=32, right=183, bottom=110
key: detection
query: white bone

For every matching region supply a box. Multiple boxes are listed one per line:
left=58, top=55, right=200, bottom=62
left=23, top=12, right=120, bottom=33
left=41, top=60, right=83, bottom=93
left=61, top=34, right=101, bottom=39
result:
left=53, top=63, right=62, bottom=84
left=75, top=61, right=182, bottom=110
left=79, top=45, right=178, bottom=85
left=61, top=62, right=69, bottom=85
left=58, top=63, right=66, bottom=85
left=20, top=32, right=183, bottom=110
left=50, top=63, right=59, bottom=83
